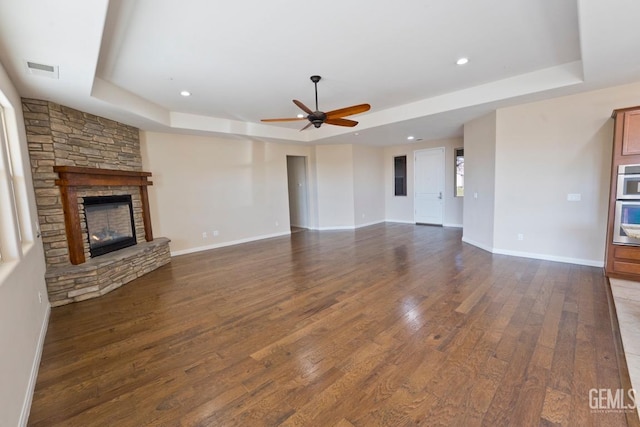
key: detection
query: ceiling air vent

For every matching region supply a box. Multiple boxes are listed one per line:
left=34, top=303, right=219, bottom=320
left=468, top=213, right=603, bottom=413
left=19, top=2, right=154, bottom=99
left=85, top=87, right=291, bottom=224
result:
left=25, top=61, right=59, bottom=79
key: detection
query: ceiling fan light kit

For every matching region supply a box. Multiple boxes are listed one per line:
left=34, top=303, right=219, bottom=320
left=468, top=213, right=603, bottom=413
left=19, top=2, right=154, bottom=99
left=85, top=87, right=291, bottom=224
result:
left=261, top=75, right=370, bottom=131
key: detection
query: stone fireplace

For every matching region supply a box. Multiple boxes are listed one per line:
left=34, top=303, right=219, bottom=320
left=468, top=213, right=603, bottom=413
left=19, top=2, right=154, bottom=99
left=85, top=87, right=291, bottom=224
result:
left=24, top=98, right=171, bottom=306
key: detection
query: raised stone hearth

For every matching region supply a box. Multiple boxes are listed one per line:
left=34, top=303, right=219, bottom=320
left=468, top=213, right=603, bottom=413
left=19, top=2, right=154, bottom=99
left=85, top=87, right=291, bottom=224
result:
left=45, top=238, right=170, bottom=306
left=24, top=98, right=171, bottom=306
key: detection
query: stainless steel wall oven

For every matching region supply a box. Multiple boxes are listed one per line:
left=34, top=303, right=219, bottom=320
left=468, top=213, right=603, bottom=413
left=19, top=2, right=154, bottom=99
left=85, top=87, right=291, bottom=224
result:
left=614, top=164, right=640, bottom=245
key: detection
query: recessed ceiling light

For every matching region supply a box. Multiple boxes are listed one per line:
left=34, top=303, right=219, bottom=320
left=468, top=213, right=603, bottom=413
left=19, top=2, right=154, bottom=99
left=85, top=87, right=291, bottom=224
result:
left=456, top=57, right=469, bottom=65
left=297, top=113, right=304, bottom=118
left=407, top=136, right=415, bottom=140
left=180, top=90, right=191, bottom=97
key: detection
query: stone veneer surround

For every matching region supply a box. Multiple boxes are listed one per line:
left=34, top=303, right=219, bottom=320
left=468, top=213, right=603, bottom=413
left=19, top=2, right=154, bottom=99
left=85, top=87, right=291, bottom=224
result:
left=24, top=98, right=170, bottom=306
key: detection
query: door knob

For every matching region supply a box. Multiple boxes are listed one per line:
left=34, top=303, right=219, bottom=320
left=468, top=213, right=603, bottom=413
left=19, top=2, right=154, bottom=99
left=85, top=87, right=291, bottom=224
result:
left=438, top=192, right=442, bottom=199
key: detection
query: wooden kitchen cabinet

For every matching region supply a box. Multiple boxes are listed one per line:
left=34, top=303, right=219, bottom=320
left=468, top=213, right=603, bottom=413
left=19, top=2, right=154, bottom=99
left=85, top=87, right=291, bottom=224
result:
left=621, top=109, right=640, bottom=156
left=605, top=106, right=640, bottom=279
left=612, top=107, right=640, bottom=159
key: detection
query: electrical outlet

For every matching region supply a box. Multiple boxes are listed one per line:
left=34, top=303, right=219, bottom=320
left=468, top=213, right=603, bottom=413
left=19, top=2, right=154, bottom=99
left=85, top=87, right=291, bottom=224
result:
left=202, top=232, right=207, bottom=239
left=275, top=221, right=279, bottom=227
left=517, top=233, right=524, bottom=241
left=213, top=230, right=219, bottom=237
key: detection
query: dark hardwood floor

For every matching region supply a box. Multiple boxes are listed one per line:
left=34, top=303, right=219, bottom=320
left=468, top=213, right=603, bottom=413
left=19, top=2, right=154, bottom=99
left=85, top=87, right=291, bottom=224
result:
left=28, top=223, right=631, bottom=426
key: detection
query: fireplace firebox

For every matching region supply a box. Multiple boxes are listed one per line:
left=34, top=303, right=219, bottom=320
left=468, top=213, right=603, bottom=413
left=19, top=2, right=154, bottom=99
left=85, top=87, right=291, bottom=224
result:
left=84, top=195, right=136, bottom=257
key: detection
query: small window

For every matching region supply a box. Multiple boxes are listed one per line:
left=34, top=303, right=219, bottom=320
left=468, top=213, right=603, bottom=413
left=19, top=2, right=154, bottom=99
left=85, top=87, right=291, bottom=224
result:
left=455, top=148, right=464, bottom=197
left=1, top=109, right=20, bottom=243
left=0, top=105, right=27, bottom=262
left=0, top=107, right=19, bottom=261
left=394, top=155, right=407, bottom=196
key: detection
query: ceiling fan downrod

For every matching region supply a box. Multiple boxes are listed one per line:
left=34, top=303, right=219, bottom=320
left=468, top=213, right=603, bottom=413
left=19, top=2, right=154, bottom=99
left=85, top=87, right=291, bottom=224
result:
left=309, top=75, right=323, bottom=128
left=311, top=75, right=321, bottom=112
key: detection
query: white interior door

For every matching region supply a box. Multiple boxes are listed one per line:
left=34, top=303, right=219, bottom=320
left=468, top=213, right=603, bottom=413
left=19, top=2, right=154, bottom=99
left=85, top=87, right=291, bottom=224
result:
left=414, top=147, right=445, bottom=225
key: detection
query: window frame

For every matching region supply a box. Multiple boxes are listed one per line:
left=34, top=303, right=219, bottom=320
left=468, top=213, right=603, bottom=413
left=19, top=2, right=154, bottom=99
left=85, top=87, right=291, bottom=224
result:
left=0, top=103, right=33, bottom=264
left=455, top=147, right=464, bottom=197
left=393, top=155, right=407, bottom=197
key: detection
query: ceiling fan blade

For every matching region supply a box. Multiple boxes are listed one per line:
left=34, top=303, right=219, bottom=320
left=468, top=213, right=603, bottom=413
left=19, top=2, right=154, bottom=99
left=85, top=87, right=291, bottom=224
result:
left=299, top=122, right=314, bottom=131
left=261, top=117, right=307, bottom=122
left=293, top=100, right=313, bottom=115
left=325, top=103, right=370, bottom=119
left=325, top=118, right=358, bottom=127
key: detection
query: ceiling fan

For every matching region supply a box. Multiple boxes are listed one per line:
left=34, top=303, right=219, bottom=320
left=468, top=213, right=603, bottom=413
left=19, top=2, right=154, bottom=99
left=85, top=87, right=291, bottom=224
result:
left=261, top=75, right=370, bottom=131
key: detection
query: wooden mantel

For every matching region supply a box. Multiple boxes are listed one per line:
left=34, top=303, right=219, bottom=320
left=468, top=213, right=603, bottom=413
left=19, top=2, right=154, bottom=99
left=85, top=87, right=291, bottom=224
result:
left=53, top=166, right=154, bottom=265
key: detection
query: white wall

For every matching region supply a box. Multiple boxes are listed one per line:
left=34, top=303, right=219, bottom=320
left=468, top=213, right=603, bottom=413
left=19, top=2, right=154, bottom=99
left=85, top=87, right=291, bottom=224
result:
left=352, top=144, right=385, bottom=226
left=315, top=144, right=356, bottom=229
left=142, top=135, right=387, bottom=250
left=461, top=81, right=640, bottom=266
left=140, top=132, right=312, bottom=254
left=491, top=82, right=640, bottom=265
left=384, top=138, right=464, bottom=226
left=462, top=112, right=497, bottom=250
left=0, top=62, right=50, bottom=427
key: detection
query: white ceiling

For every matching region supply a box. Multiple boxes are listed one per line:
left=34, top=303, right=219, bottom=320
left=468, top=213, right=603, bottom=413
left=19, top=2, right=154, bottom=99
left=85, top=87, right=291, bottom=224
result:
left=0, top=0, right=639, bottom=146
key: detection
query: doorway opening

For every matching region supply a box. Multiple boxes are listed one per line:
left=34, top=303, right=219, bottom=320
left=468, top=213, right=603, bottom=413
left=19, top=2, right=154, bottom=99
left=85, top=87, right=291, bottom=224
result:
left=286, top=156, right=309, bottom=232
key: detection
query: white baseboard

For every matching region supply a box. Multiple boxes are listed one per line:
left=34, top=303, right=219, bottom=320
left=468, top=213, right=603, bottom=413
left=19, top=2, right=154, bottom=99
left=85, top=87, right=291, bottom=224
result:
left=461, top=236, right=494, bottom=253
left=461, top=236, right=604, bottom=267
left=386, top=220, right=463, bottom=228
left=172, top=227, right=604, bottom=268
left=170, top=231, right=291, bottom=256
left=312, top=220, right=385, bottom=231
left=19, top=303, right=50, bottom=427
left=313, top=225, right=356, bottom=231
left=355, top=220, right=385, bottom=229
left=492, top=247, right=604, bottom=268
left=384, top=219, right=415, bottom=224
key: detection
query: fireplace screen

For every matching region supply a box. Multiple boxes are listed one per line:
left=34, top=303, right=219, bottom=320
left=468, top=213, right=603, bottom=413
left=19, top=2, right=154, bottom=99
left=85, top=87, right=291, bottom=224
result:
left=84, top=195, right=136, bottom=257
